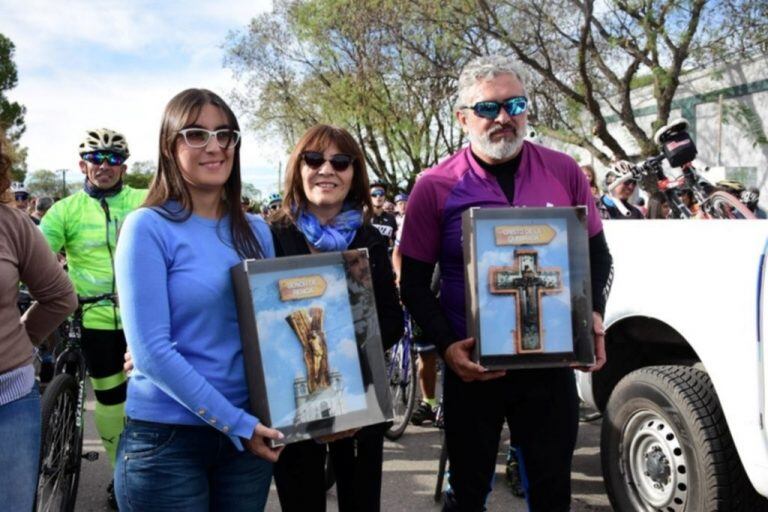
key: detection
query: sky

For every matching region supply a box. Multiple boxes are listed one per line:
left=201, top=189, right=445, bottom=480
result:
left=0, top=0, right=285, bottom=197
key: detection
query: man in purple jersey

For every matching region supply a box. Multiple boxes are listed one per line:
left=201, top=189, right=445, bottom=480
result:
left=399, top=55, right=613, bottom=511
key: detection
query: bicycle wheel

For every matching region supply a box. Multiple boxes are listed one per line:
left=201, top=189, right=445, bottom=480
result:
left=36, top=373, right=84, bottom=512
left=702, top=190, right=756, bottom=219
left=385, top=342, right=418, bottom=440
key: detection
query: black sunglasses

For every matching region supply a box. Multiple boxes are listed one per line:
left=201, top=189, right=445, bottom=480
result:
left=301, top=152, right=354, bottom=172
left=462, top=96, right=528, bottom=120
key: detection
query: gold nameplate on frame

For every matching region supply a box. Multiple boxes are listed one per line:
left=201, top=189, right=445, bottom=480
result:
left=278, top=276, right=327, bottom=301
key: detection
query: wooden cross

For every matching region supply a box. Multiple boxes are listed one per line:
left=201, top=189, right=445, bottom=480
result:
left=488, top=249, right=562, bottom=353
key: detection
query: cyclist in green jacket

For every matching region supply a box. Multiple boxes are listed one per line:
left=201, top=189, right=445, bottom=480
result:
left=40, top=128, right=146, bottom=509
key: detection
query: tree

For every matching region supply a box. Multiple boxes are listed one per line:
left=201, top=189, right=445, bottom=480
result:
left=26, top=169, right=60, bottom=197
left=123, top=160, right=155, bottom=189
left=393, top=0, right=768, bottom=163
left=0, top=33, right=27, bottom=174
left=242, top=183, right=262, bottom=204
left=224, top=0, right=466, bottom=189
left=226, top=1, right=767, bottom=171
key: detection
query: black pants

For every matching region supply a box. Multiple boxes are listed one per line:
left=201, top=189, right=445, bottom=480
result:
left=80, top=328, right=127, bottom=405
left=273, top=424, right=385, bottom=512
left=443, top=367, right=578, bottom=512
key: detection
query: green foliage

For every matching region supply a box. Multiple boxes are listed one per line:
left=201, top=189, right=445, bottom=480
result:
left=225, top=0, right=768, bottom=168
left=123, top=160, right=155, bottom=189
left=722, top=102, right=768, bottom=148
left=0, top=33, right=27, bottom=173
left=26, top=169, right=62, bottom=197
left=224, top=0, right=465, bottom=188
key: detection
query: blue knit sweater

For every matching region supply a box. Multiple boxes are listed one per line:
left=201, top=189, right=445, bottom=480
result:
left=115, top=206, right=274, bottom=449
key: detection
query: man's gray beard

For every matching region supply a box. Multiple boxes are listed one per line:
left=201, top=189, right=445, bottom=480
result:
left=470, top=125, right=527, bottom=161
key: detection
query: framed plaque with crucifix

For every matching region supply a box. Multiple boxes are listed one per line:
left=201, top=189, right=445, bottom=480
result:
left=231, top=249, right=392, bottom=446
left=462, top=207, right=594, bottom=370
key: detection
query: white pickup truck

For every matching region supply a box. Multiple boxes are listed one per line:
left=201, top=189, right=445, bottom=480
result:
left=577, top=219, right=768, bottom=511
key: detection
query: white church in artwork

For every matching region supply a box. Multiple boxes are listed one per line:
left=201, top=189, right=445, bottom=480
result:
left=293, top=370, right=344, bottom=423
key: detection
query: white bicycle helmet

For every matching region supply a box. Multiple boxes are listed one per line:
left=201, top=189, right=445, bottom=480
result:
left=604, top=160, right=636, bottom=188
left=78, top=128, right=130, bottom=157
left=10, top=181, right=28, bottom=194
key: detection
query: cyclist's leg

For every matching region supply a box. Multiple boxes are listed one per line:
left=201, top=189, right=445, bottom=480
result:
left=507, top=368, right=578, bottom=512
left=81, top=327, right=127, bottom=466
left=412, top=320, right=439, bottom=425
left=0, top=382, right=41, bottom=511
left=442, top=367, right=505, bottom=511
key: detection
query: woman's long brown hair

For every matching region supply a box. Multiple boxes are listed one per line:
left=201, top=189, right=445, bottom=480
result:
left=144, top=88, right=263, bottom=259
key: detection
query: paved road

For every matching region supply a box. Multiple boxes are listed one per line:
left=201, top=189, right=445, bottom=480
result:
left=75, top=386, right=611, bottom=511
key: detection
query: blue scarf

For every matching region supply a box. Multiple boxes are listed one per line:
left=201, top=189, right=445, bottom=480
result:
left=295, top=204, right=363, bottom=252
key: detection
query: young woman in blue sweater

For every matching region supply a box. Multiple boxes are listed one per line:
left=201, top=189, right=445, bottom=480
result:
left=114, top=89, right=283, bottom=511
left=270, top=124, right=403, bottom=511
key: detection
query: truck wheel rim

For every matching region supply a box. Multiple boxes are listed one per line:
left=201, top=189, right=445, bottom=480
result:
left=622, top=410, right=688, bottom=510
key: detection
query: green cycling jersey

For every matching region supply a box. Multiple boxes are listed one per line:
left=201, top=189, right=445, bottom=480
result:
left=40, top=186, right=147, bottom=329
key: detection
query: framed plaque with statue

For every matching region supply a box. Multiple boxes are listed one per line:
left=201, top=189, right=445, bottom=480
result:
left=462, top=207, right=595, bottom=370
left=231, top=249, right=392, bottom=446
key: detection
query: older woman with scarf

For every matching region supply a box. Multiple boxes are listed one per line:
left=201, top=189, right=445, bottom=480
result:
left=270, top=124, right=403, bottom=512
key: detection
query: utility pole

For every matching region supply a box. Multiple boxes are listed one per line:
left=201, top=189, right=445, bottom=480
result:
left=57, top=168, right=68, bottom=198
left=277, top=161, right=282, bottom=193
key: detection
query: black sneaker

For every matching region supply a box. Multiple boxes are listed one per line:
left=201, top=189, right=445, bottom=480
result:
left=107, top=479, right=118, bottom=510
left=411, top=401, right=436, bottom=426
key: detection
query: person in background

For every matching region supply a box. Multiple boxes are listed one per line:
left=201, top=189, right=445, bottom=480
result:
left=241, top=195, right=252, bottom=213
left=369, top=181, right=397, bottom=247
left=742, top=187, right=767, bottom=219
left=270, top=124, right=402, bottom=512
left=265, top=192, right=282, bottom=220
left=31, top=196, right=54, bottom=223
left=646, top=192, right=671, bottom=219
left=114, top=88, right=281, bottom=511
left=11, top=181, right=30, bottom=211
left=580, top=164, right=600, bottom=199
left=0, top=130, right=78, bottom=511
left=40, top=127, right=145, bottom=508
left=599, top=162, right=644, bottom=219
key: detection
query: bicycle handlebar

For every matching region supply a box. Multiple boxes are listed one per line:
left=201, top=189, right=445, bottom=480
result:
left=78, top=293, right=117, bottom=305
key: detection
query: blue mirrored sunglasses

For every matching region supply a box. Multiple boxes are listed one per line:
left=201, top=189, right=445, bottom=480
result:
left=463, top=96, right=528, bottom=120
left=82, top=151, right=126, bottom=166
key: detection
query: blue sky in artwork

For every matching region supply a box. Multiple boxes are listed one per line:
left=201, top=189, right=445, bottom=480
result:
left=249, top=264, right=366, bottom=428
left=476, top=217, right=574, bottom=356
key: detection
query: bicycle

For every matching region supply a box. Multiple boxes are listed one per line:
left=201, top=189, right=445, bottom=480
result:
left=35, top=294, right=113, bottom=512
left=384, top=310, right=418, bottom=440
left=17, top=288, right=59, bottom=392
left=608, top=118, right=755, bottom=220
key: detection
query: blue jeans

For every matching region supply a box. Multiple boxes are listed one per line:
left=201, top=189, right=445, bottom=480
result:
left=115, top=419, right=272, bottom=511
left=0, top=384, right=41, bottom=511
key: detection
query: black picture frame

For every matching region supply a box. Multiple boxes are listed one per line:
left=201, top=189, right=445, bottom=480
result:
left=462, top=207, right=595, bottom=370
left=231, top=249, right=392, bottom=446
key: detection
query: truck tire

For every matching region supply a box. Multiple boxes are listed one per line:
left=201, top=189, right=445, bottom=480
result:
left=601, top=365, right=767, bottom=511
